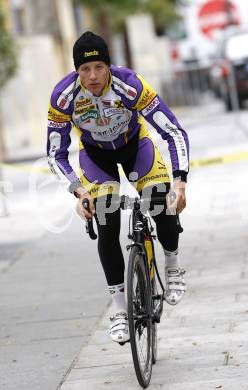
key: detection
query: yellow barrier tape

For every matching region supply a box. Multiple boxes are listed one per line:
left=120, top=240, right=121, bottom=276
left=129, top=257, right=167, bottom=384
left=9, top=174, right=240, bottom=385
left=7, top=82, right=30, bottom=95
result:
left=0, top=162, right=50, bottom=174
left=0, top=150, right=248, bottom=175
left=190, top=150, right=248, bottom=169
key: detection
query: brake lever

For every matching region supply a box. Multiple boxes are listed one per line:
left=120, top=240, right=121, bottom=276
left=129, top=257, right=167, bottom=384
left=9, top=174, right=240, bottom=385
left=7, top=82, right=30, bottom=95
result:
left=82, top=198, right=97, bottom=240
left=176, top=215, right=183, bottom=233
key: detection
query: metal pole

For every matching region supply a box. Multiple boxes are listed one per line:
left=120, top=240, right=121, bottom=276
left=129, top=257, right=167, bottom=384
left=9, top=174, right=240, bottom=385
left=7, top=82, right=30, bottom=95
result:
left=0, top=122, right=8, bottom=217
left=0, top=166, right=9, bottom=217
left=0, top=101, right=8, bottom=216
left=227, top=63, right=239, bottom=111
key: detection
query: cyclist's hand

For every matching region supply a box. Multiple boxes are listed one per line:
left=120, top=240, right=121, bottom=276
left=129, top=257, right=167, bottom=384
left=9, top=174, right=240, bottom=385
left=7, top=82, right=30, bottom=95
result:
left=171, top=179, right=186, bottom=214
left=75, top=188, right=95, bottom=220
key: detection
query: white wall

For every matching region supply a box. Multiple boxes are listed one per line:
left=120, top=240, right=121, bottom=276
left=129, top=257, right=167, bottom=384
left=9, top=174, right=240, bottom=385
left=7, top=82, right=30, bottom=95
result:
left=126, top=14, right=174, bottom=95
left=0, top=35, right=65, bottom=159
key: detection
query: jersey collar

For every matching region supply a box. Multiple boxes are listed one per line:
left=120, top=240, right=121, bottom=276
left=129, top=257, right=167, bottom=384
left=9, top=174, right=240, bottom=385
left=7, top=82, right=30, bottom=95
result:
left=102, top=71, right=112, bottom=95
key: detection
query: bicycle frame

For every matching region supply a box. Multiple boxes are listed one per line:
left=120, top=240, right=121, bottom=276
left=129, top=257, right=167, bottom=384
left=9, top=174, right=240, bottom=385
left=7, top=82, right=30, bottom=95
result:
left=126, top=198, right=165, bottom=323
left=83, top=194, right=183, bottom=387
left=83, top=195, right=171, bottom=318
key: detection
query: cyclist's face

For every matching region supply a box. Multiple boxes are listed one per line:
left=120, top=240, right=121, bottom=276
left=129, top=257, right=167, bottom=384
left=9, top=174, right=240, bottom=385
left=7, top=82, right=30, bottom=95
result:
left=78, top=61, right=109, bottom=96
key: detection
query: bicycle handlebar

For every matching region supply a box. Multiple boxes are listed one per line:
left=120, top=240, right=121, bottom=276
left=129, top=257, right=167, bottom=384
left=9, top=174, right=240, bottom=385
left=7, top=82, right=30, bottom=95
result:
left=91, top=195, right=167, bottom=209
left=82, top=194, right=183, bottom=240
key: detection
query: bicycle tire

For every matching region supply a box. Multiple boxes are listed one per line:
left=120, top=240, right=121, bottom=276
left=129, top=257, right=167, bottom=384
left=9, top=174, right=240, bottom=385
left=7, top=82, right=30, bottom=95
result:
left=127, top=246, right=153, bottom=388
left=151, top=277, right=158, bottom=364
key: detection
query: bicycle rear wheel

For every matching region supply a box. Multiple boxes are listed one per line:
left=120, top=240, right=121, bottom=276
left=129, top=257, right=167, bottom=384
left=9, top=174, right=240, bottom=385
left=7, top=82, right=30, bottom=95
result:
left=127, top=246, right=152, bottom=388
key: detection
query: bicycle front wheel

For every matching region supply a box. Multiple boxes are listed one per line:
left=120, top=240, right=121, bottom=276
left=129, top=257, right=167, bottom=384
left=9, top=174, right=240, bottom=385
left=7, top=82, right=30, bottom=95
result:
left=127, top=246, right=153, bottom=388
left=151, top=276, right=158, bottom=364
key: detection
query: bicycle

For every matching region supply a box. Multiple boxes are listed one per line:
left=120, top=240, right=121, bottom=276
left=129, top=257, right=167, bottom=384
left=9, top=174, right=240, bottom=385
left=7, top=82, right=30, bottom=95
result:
left=83, top=194, right=183, bottom=388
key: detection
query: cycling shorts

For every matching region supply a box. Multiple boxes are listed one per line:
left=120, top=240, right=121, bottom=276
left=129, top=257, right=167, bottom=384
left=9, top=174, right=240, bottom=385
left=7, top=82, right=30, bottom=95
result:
left=78, top=125, right=170, bottom=198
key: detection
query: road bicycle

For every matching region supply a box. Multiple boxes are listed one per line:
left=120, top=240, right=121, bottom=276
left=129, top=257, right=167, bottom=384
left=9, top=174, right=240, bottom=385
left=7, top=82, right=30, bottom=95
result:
left=83, top=194, right=183, bottom=388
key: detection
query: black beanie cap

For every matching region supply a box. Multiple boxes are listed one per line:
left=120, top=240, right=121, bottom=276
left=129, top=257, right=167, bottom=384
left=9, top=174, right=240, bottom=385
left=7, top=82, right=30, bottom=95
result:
left=73, top=31, right=110, bottom=70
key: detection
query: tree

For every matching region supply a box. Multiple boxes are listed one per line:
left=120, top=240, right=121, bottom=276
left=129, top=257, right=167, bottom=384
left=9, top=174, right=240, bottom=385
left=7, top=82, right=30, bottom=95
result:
left=73, top=0, right=179, bottom=47
left=0, top=4, right=17, bottom=161
left=0, top=4, right=17, bottom=216
left=142, top=0, right=179, bottom=35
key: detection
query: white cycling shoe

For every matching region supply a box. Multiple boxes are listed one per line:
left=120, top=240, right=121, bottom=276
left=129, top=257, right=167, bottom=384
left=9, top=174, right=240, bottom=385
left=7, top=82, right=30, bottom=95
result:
left=109, top=312, right=130, bottom=343
left=165, top=268, right=186, bottom=305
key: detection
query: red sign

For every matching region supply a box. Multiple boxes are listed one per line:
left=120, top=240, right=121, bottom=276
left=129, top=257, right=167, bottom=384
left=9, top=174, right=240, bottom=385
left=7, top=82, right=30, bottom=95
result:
left=198, top=0, right=240, bottom=39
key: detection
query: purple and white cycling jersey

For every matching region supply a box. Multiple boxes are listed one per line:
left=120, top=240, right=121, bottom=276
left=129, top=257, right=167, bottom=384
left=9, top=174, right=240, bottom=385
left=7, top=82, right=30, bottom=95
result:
left=47, top=65, right=189, bottom=185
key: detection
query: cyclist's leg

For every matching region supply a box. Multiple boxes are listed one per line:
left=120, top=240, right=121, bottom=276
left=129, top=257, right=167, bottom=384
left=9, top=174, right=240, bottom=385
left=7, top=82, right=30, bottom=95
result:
left=94, top=206, right=129, bottom=342
left=148, top=188, right=186, bottom=304
left=122, top=128, right=186, bottom=305
left=79, top=145, right=129, bottom=341
left=121, top=125, right=173, bottom=251
left=122, top=122, right=170, bottom=190
left=79, top=145, right=124, bottom=287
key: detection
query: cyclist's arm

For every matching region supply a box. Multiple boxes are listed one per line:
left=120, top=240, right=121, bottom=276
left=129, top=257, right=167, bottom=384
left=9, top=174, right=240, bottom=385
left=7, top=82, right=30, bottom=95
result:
left=124, top=73, right=188, bottom=213
left=148, top=100, right=188, bottom=212
left=47, top=100, right=83, bottom=194
left=47, top=86, right=95, bottom=217
left=132, top=75, right=189, bottom=183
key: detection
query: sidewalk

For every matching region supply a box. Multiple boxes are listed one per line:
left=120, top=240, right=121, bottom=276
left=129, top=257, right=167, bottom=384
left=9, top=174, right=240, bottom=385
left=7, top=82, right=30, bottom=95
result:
left=58, top=149, right=248, bottom=388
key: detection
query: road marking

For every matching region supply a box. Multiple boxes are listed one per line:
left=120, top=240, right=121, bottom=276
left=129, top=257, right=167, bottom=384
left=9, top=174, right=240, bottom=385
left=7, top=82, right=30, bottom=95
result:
left=0, top=150, right=248, bottom=175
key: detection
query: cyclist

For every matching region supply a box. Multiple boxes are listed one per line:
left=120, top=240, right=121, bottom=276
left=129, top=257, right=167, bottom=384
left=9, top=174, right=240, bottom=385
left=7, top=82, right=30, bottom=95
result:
left=47, top=31, right=189, bottom=344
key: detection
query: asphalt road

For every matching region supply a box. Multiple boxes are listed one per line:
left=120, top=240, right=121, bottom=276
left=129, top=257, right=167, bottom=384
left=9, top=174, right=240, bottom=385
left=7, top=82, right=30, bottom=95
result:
left=0, top=217, right=112, bottom=390
left=1, top=96, right=248, bottom=389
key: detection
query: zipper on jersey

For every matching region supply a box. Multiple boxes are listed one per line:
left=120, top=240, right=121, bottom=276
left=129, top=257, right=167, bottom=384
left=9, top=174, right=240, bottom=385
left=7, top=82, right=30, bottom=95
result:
left=96, top=102, right=100, bottom=116
left=95, top=97, right=101, bottom=117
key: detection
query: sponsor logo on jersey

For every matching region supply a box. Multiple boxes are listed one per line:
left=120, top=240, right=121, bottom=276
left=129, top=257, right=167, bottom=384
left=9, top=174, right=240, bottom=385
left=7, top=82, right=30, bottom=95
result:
left=48, top=120, right=67, bottom=129
left=165, top=123, right=186, bottom=157
left=96, top=117, right=111, bottom=126
left=58, top=98, right=67, bottom=109
left=138, top=89, right=156, bottom=110
left=93, top=118, right=130, bottom=138
left=103, top=107, right=124, bottom=117
left=102, top=100, right=124, bottom=109
left=48, top=109, right=69, bottom=123
left=127, top=89, right=136, bottom=98
left=114, top=100, right=125, bottom=108
left=102, top=100, right=112, bottom=107
left=84, top=50, right=99, bottom=57
left=75, top=104, right=96, bottom=115
left=165, top=123, right=178, bottom=132
left=158, top=161, right=167, bottom=170
left=138, top=173, right=169, bottom=185
left=112, top=76, right=137, bottom=101
left=80, top=110, right=99, bottom=121
left=75, top=98, right=92, bottom=108
left=141, top=97, right=159, bottom=116
left=56, top=80, right=75, bottom=110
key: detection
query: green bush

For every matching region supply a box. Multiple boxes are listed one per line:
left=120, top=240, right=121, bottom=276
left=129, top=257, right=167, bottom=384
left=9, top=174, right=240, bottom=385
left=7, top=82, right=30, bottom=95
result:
left=0, top=6, right=17, bottom=89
